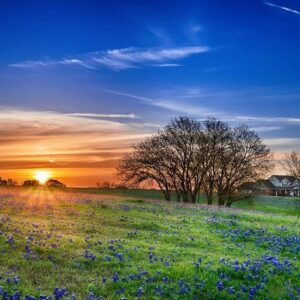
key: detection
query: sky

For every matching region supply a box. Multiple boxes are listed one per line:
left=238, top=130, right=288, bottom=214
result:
left=0, top=0, right=300, bottom=186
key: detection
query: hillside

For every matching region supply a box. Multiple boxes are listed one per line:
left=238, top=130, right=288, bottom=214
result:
left=0, top=188, right=299, bottom=299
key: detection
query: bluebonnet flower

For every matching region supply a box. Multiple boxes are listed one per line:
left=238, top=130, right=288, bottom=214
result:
left=136, top=287, right=144, bottom=297
left=217, top=281, right=224, bottom=292
left=112, top=273, right=119, bottom=282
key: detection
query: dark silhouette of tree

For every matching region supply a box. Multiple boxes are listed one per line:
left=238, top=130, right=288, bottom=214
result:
left=282, top=151, right=300, bottom=179
left=0, top=177, right=17, bottom=186
left=118, top=117, right=210, bottom=203
left=202, top=119, right=231, bottom=205
left=45, top=179, right=66, bottom=188
left=160, top=117, right=209, bottom=203
left=6, top=178, right=17, bottom=186
left=118, top=117, right=272, bottom=206
left=23, top=179, right=40, bottom=186
left=212, top=124, right=272, bottom=206
left=118, top=134, right=173, bottom=201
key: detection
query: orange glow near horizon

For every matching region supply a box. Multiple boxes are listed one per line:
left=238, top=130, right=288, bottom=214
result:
left=34, top=170, right=51, bottom=184
left=0, top=108, right=293, bottom=187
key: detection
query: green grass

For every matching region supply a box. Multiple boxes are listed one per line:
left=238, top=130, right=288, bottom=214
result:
left=68, top=187, right=167, bottom=200
left=232, top=195, right=300, bottom=216
left=0, top=187, right=299, bottom=299
left=69, top=187, right=300, bottom=216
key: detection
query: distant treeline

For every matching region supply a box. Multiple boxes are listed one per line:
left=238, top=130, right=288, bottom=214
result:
left=0, top=177, right=17, bottom=186
left=23, top=179, right=66, bottom=188
left=0, top=178, right=66, bottom=188
left=96, top=181, right=128, bottom=189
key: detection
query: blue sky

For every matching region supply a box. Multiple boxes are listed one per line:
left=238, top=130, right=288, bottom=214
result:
left=0, top=0, right=299, bottom=185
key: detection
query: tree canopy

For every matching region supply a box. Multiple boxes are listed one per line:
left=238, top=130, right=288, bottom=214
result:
left=118, top=117, right=273, bottom=206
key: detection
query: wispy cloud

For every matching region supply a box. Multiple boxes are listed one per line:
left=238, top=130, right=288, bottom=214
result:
left=69, top=113, right=138, bottom=119
left=85, top=46, right=209, bottom=70
left=0, top=108, right=155, bottom=172
left=104, top=89, right=218, bottom=116
left=103, top=88, right=300, bottom=151
left=250, top=126, right=282, bottom=132
left=10, top=61, right=56, bottom=68
left=264, top=2, right=300, bottom=16
left=151, top=100, right=214, bottom=116
left=103, top=89, right=154, bottom=103
left=233, top=116, right=300, bottom=124
left=148, top=27, right=172, bottom=44
left=185, top=23, right=203, bottom=42
left=264, top=138, right=300, bottom=149
left=10, top=45, right=210, bottom=70
left=104, top=88, right=300, bottom=125
left=189, top=24, right=202, bottom=34
left=151, top=63, right=183, bottom=68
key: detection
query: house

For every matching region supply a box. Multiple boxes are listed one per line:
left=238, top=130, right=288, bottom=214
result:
left=239, top=175, right=300, bottom=197
left=239, top=182, right=256, bottom=196
left=268, top=175, right=300, bottom=197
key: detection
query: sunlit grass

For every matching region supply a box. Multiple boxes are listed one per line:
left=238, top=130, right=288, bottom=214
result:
left=0, top=187, right=299, bottom=299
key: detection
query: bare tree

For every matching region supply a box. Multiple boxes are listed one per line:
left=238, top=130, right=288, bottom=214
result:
left=202, top=119, right=231, bottom=205
left=161, top=117, right=209, bottom=203
left=118, top=117, right=209, bottom=202
left=6, top=178, right=17, bottom=186
left=118, top=134, right=173, bottom=201
left=282, top=151, right=300, bottom=179
left=118, top=117, right=272, bottom=206
left=0, top=177, right=17, bottom=186
left=213, top=125, right=272, bottom=206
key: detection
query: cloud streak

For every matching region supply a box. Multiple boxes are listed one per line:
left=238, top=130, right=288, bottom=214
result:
left=0, top=108, right=156, bottom=182
left=69, top=113, right=138, bottom=119
left=10, top=46, right=209, bottom=70
left=103, top=88, right=300, bottom=125
left=103, top=88, right=300, bottom=151
left=265, top=2, right=300, bottom=16
left=232, top=116, right=300, bottom=124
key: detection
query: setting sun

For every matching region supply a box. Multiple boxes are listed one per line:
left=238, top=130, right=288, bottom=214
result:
left=34, top=170, right=50, bottom=184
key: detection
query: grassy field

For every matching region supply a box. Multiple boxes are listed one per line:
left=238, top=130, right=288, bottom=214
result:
left=0, top=187, right=299, bottom=299
left=69, top=188, right=300, bottom=216
left=232, top=195, right=300, bottom=216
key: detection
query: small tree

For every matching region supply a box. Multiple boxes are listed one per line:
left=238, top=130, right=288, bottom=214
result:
left=118, top=134, right=173, bottom=201
left=6, top=178, right=17, bottom=186
left=45, top=179, right=66, bottom=188
left=213, top=125, right=273, bottom=206
left=282, top=151, right=300, bottom=179
left=97, top=181, right=111, bottom=189
left=23, top=179, right=40, bottom=186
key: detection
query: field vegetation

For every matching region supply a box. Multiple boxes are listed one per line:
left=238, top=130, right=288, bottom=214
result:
left=0, top=187, right=299, bottom=299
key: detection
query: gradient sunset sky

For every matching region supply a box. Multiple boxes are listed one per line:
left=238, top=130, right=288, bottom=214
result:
left=0, top=0, right=300, bottom=186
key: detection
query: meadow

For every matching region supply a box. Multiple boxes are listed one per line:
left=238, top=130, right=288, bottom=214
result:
left=0, top=187, right=299, bottom=299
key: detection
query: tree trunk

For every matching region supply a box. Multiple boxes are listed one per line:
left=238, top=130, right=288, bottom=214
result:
left=175, top=190, right=181, bottom=202
left=225, top=201, right=232, bottom=207
left=217, top=191, right=228, bottom=206
left=205, top=178, right=214, bottom=205
left=182, top=191, right=189, bottom=202
left=163, top=190, right=171, bottom=201
left=191, top=190, right=199, bottom=203
left=164, top=186, right=171, bottom=201
left=206, top=192, right=213, bottom=205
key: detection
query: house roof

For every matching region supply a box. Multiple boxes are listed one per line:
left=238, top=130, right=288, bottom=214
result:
left=239, top=180, right=275, bottom=190
left=269, top=175, right=298, bottom=182
left=257, top=179, right=275, bottom=188
left=239, top=182, right=256, bottom=190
